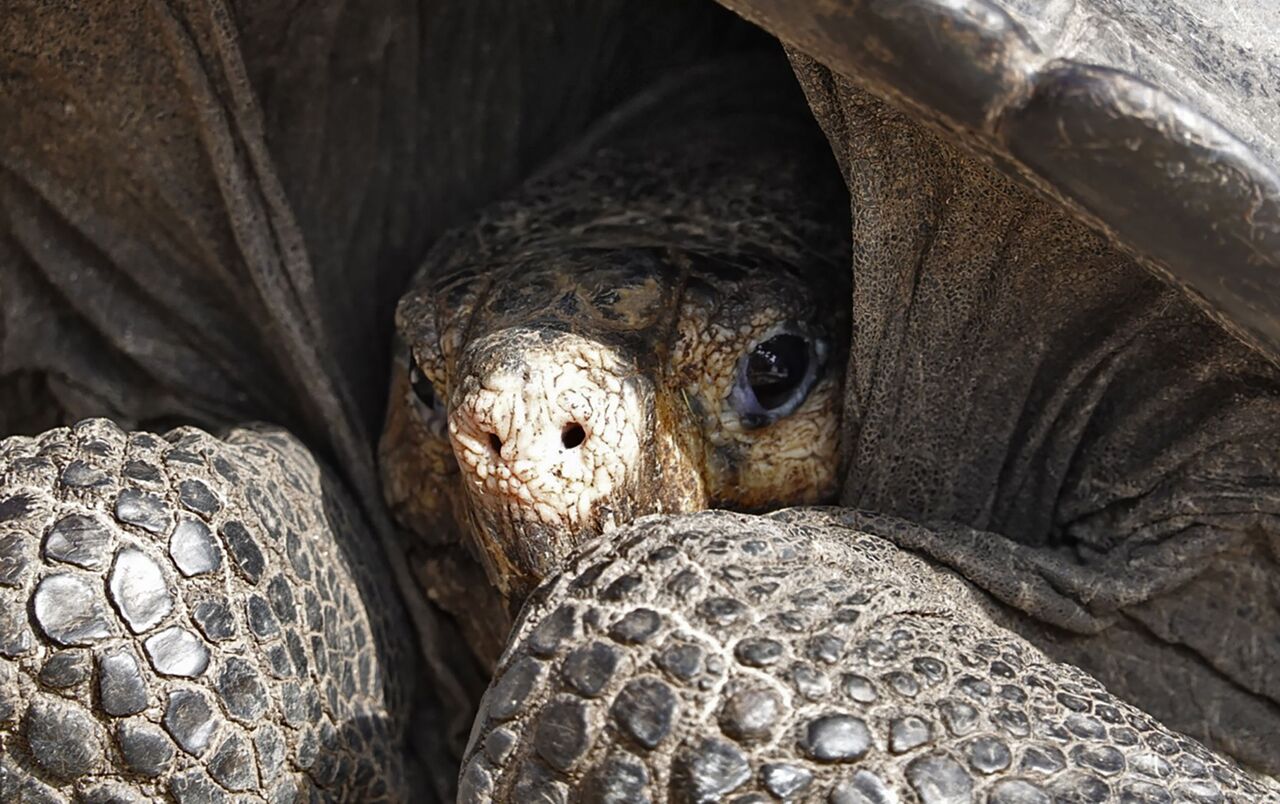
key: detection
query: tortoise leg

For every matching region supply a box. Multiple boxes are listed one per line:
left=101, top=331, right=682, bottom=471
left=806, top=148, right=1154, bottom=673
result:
left=462, top=510, right=1279, bottom=802
left=0, top=419, right=426, bottom=802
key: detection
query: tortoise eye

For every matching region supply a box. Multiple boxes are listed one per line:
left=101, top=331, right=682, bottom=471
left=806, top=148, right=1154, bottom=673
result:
left=409, top=362, right=440, bottom=413
left=729, top=333, right=827, bottom=429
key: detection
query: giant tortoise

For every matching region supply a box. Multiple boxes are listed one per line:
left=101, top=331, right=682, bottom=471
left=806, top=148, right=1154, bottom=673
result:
left=1, top=1, right=1279, bottom=802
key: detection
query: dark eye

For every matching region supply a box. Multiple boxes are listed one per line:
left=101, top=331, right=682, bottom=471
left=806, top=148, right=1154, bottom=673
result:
left=409, top=362, right=439, bottom=412
left=729, top=333, right=826, bottom=428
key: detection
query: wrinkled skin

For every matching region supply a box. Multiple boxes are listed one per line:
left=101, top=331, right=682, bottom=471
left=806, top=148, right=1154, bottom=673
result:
left=2, top=0, right=1280, bottom=799
left=382, top=41, right=1280, bottom=799
left=0, top=2, right=766, bottom=789
left=463, top=511, right=1280, bottom=801
left=386, top=29, right=1280, bottom=796
left=380, top=59, right=851, bottom=663
left=783, top=54, right=1280, bottom=776
left=0, top=421, right=428, bottom=801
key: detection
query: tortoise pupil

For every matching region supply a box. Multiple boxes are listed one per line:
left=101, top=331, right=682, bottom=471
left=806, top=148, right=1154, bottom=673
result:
left=409, top=364, right=437, bottom=410
left=747, top=334, right=809, bottom=410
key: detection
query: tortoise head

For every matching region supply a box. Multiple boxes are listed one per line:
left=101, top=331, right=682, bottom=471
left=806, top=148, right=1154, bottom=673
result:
left=379, top=65, right=849, bottom=607
left=382, top=244, right=847, bottom=601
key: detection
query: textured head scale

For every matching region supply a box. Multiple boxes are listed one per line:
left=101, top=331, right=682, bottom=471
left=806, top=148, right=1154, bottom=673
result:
left=379, top=59, right=851, bottom=649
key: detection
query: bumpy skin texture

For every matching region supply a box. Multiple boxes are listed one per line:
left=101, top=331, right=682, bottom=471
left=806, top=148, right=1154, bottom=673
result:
left=380, top=58, right=851, bottom=663
left=719, top=0, right=1280, bottom=368
left=3, top=4, right=1278, bottom=801
left=375, top=45, right=1280, bottom=796
left=783, top=59, right=1280, bottom=776
left=0, top=9, right=764, bottom=772
left=0, top=420, right=417, bottom=802
left=462, top=511, right=1280, bottom=803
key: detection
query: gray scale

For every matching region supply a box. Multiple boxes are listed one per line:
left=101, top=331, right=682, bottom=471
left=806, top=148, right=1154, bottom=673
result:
left=97, top=649, right=149, bottom=716
left=33, top=573, right=115, bottom=646
left=39, top=649, right=89, bottom=689
left=216, top=657, right=269, bottom=722
left=966, top=736, right=1012, bottom=775
left=734, top=636, right=785, bottom=667
left=0, top=424, right=412, bottom=799
left=672, top=737, right=752, bottom=800
left=719, top=687, right=782, bottom=743
left=108, top=546, right=173, bottom=633
left=61, top=461, right=110, bottom=489
left=533, top=697, right=594, bottom=771
left=177, top=479, right=221, bottom=516
left=609, top=676, right=677, bottom=750
left=218, top=520, right=265, bottom=584
left=889, top=716, right=932, bottom=754
left=458, top=512, right=1277, bottom=801
left=42, top=514, right=113, bottom=570
left=801, top=715, right=874, bottom=762
left=761, top=762, right=813, bottom=799
left=608, top=608, right=662, bottom=644
left=207, top=733, right=259, bottom=791
left=26, top=695, right=103, bottom=780
left=113, top=489, right=172, bottom=535
left=190, top=598, right=236, bottom=642
left=169, top=518, right=222, bottom=577
left=163, top=688, right=220, bottom=756
left=144, top=627, right=210, bottom=678
left=116, top=718, right=176, bottom=778
left=827, top=770, right=895, bottom=804
left=561, top=640, right=620, bottom=697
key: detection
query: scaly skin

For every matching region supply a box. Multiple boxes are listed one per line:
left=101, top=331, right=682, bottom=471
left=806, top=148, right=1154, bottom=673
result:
left=0, top=420, right=421, bottom=802
left=379, top=57, right=1280, bottom=798
left=461, top=511, right=1280, bottom=802
left=3, top=39, right=1273, bottom=804
left=379, top=59, right=852, bottom=665
left=5, top=0, right=1277, bottom=800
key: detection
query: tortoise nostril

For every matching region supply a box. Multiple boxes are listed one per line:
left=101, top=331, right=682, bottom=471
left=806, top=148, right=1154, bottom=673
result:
left=561, top=423, right=586, bottom=450
left=488, top=433, right=503, bottom=454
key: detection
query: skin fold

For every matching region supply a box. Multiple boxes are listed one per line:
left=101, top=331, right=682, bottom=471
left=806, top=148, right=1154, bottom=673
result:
left=385, top=51, right=1280, bottom=790
left=1, top=2, right=1275, bottom=796
left=379, top=57, right=851, bottom=667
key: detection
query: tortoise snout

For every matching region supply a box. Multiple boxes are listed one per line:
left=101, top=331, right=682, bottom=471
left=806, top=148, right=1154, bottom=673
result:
left=449, top=375, right=606, bottom=493
left=446, top=330, right=649, bottom=592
